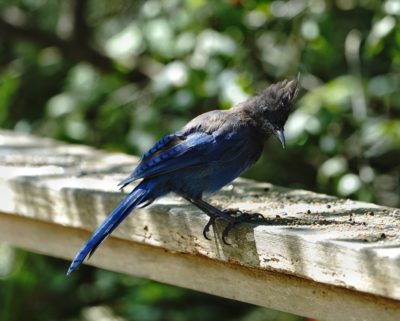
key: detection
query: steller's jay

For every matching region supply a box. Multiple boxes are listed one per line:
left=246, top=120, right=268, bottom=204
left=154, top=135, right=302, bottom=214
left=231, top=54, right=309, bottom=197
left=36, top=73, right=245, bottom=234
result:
left=67, top=77, right=300, bottom=275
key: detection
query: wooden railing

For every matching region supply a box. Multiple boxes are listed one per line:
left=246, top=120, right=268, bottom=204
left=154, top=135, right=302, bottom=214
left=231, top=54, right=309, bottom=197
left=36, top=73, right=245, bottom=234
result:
left=0, top=129, right=399, bottom=321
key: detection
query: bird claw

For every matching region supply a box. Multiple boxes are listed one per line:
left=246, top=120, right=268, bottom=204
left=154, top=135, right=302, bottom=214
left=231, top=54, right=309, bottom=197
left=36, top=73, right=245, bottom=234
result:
left=222, top=223, right=234, bottom=245
left=202, top=216, right=216, bottom=240
left=203, top=209, right=265, bottom=245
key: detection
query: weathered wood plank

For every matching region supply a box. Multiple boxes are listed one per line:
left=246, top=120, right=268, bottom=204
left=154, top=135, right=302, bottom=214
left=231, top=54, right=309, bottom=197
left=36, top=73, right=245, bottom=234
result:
left=1, top=212, right=400, bottom=321
left=1, top=129, right=400, bottom=320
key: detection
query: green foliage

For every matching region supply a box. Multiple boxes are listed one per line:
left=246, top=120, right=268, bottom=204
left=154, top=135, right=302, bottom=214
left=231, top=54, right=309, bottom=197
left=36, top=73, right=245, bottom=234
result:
left=0, top=0, right=399, bottom=320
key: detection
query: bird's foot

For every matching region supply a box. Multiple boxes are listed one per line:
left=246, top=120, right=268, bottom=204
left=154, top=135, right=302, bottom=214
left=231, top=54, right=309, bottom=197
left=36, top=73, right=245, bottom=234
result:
left=222, top=209, right=265, bottom=221
left=221, top=210, right=265, bottom=244
left=203, top=209, right=265, bottom=245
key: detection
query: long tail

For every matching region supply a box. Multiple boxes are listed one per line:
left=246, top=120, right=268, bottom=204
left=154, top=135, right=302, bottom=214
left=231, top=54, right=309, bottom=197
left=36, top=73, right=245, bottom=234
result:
left=67, top=180, right=155, bottom=275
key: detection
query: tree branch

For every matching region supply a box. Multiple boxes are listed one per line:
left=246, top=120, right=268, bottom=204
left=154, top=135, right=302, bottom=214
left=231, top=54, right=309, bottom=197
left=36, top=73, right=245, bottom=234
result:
left=72, top=0, right=90, bottom=44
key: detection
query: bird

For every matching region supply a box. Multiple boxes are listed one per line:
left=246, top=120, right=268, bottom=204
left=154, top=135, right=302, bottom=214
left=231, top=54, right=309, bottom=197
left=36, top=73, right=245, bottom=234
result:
left=67, top=76, right=300, bottom=275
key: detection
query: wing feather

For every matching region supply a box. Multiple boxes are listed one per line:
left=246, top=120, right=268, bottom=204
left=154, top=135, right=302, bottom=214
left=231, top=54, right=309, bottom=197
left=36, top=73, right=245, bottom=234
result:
left=119, top=111, right=251, bottom=188
left=119, top=132, right=214, bottom=188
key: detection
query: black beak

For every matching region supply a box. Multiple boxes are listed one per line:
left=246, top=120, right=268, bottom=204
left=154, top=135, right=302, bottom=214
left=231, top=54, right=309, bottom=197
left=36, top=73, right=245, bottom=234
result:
left=275, top=129, right=286, bottom=148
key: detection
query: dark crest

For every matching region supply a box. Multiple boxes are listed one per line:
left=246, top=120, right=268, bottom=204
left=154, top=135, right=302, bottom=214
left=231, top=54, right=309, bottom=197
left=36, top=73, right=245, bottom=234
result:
left=262, top=75, right=300, bottom=111
left=259, top=75, right=300, bottom=128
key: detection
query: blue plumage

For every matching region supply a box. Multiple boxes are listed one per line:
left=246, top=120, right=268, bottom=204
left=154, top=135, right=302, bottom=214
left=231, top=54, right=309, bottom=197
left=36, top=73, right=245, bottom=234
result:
left=67, top=77, right=300, bottom=274
left=142, top=133, right=176, bottom=159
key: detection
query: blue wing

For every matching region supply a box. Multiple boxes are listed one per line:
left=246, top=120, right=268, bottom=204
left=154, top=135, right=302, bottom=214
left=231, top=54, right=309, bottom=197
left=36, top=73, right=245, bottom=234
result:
left=119, top=132, right=214, bottom=187
left=119, top=127, right=251, bottom=188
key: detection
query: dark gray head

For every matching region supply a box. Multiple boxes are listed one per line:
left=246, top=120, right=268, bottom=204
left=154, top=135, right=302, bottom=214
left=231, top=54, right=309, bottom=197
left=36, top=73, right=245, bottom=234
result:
left=247, top=76, right=300, bottom=147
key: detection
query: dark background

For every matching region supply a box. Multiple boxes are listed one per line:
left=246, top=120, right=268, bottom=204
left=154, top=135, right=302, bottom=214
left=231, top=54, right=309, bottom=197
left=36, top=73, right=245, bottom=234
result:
left=0, top=0, right=399, bottom=320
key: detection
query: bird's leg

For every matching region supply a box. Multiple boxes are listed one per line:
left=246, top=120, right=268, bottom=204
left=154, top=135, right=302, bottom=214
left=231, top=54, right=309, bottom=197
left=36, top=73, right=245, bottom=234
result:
left=182, top=196, right=232, bottom=240
left=182, top=196, right=265, bottom=244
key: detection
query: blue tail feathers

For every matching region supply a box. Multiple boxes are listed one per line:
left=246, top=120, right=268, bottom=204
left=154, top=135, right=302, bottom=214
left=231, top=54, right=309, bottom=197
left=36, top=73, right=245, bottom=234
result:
left=66, top=180, right=155, bottom=275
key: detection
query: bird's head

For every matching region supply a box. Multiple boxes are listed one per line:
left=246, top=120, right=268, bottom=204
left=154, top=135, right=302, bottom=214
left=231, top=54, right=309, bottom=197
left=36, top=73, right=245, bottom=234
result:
left=254, top=76, right=300, bottom=148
